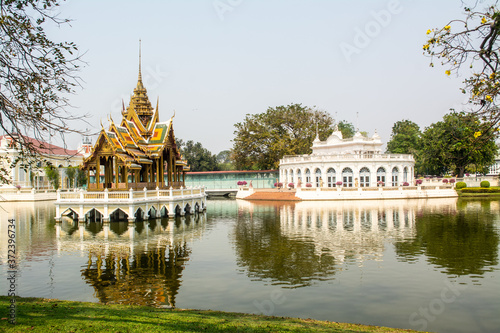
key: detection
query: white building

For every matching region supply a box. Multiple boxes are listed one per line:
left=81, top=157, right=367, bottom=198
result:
left=279, top=127, right=415, bottom=188
left=0, top=134, right=91, bottom=189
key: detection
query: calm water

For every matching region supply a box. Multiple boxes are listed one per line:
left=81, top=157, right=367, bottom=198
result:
left=1, top=198, right=499, bottom=333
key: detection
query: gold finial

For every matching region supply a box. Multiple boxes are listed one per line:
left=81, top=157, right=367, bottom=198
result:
left=138, top=39, right=142, bottom=82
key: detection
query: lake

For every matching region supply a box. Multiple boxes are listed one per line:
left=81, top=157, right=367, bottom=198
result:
left=1, top=198, right=499, bottom=332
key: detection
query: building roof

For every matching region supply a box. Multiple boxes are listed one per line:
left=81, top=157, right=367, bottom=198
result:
left=82, top=61, right=188, bottom=171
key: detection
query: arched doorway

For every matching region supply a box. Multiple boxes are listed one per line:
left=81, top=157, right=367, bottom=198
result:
left=377, top=167, right=386, bottom=186
left=342, top=168, right=353, bottom=187
left=327, top=168, right=336, bottom=187
left=392, top=167, right=399, bottom=186
left=359, top=167, right=370, bottom=187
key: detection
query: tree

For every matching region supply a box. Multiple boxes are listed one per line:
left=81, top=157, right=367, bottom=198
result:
left=420, top=112, right=497, bottom=177
left=0, top=0, right=85, bottom=183
left=65, top=166, right=77, bottom=188
left=76, top=168, right=86, bottom=187
left=217, top=150, right=234, bottom=171
left=337, top=120, right=355, bottom=139
left=386, top=120, right=423, bottom=173
left=231, top=104, right=335, bottom=170
left=424, top=2, right=500, bottom=126
left=44, top=165, right=60, bottom=190
left=176, top=139, right=219, bottom=172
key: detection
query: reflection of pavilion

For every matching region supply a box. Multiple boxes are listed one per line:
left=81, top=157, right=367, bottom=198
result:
left=55, top=215, right=206, bottom=307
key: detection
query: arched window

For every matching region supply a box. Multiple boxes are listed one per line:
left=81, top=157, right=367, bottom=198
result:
left=305, top=169, right=311, bottom=184
left=327, top=168, right=336, bottom=187
left=290, top=170, right=294, bottom=185
left=297, top=170, right=302, bottom=183
left=392, top=167, right=399, bottom=186
left=403, top=167, right=408, bottom=182
left=342, top=168, right=353, bottom=187
left=359, top=167, right=370, bottom=187
left=315, top=168, right=322, bottom=187
left=377, top=167, right=386, bottom=186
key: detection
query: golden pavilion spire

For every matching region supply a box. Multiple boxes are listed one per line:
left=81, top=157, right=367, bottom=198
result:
left=124, top=39, right=155, bottom=137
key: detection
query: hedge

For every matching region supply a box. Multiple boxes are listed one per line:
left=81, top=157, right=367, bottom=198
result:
left=455, top=181, right=467, bottom=190
left=460, top=188, right=500, bottom=193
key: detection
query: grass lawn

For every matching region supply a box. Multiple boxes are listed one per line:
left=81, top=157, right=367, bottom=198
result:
left=0, top=297, right=422, bottom=333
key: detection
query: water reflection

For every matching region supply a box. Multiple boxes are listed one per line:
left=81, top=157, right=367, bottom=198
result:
left=54, top=215, right=207, bottom=307
left=395, top=199, right=500, bottom=276
left=233, top=198, right=499, bottom=287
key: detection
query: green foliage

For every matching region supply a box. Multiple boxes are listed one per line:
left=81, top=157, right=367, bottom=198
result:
left=76, top=168, right=87, bottom=187
left=337, top=120, right=355, bottom=139
left=65, top=166, right=77, bottom=188
left=420, top=112, right=498, bottom=177
left=216, top=150, right=234, bottom=171
left=177, top=139, right=219, bottom=172
left=44, top=165, right=60, bottom=190
left=461, top=187, right=500, bottom=193
left=386, top=119, right=423, bottom=174
left=0, top=0, right=85, bottom=181
left=231, top=104, right=334, bottom=170
left=455, top=181, right=467, bottom=190
left=480, top=180, right=491, bottom=188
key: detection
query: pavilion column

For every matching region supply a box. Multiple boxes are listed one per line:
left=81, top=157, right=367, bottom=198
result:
left=160, top=154, right=164, bottom=187
left=96, top=158, right=101, bottom=189
left=156, top=159, right=159, bottom=187
left=115, top=157, right=119, bottom=189
left=86, top=166, right=90, bottom=188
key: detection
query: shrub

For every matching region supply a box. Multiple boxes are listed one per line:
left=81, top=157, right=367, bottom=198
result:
left=288, top=183, right=294, bottom=188
left=442, top=179, right=449, bottom=184
left=336, top=181, right=342, bottom=186
left=449, top=179, right=456, bottom=184
left=415, top=179, right=423, bottom=185
left=237, top=181, right=247, bottom=186
left=480, top=180, right=490, bottom=188
left=305, top=183, right=312, bottom=187
left=455, top=181, right=467, bottom=190
left=403, top=182, right=409, bottom=186
left=461, top=187, right=500, bottom=193
left=274, top=182, right=283, bottom=188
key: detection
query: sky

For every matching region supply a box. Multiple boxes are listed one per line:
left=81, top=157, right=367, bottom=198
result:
left=42, top=0, right=476, bottom=154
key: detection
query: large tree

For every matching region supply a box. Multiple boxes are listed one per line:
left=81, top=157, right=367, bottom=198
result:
left=0, top=0, right=84, bottom=183
left=420, top=112, right=497, bottom=177
left=176, top=139, right=219, bottom=172
left=231, top=104, right=335, bottom=170
left=386, top=120, right=423, bottom=173
left=424, top=2, right=500, bottom=126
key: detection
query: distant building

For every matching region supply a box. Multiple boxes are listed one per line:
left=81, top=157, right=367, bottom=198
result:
left=185, top=170, right=278, bottom=189
left=279, top=126, right=415, bottom=187
left=0, top=134, right=85, bottom=189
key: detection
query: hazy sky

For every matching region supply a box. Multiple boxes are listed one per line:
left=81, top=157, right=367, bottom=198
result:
left=46, top=0, right=474, bottom=154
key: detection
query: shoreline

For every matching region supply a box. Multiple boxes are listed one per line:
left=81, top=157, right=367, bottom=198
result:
left=0, top=296, right=422, bottom=332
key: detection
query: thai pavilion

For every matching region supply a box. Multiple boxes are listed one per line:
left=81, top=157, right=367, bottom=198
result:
left=55, top=58, right=206, bottom=222
left=82, top=66, right=189, bottom=190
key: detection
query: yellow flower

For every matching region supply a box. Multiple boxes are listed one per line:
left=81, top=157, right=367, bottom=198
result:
left=423, top=44, right=430, bottom=50
left=486, top=95, right=493, bottom=102
left=490, top=73, right=496, bottom=79
left=445, top=70, right=451, bottom=76
left=482, top=17, right=487, bottom=24
left=444, top=25, right=451, bottom=30
left=474, top=131, right=482, bottom=138
left=426, top=29, right=432, bottom=35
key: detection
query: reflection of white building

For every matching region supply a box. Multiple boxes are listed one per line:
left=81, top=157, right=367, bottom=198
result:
left=279, top=127, right=415, bottom=188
